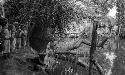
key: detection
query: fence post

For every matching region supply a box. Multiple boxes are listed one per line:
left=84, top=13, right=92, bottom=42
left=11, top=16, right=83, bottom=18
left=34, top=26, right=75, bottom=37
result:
left=89, top=20, right=98, bottom=75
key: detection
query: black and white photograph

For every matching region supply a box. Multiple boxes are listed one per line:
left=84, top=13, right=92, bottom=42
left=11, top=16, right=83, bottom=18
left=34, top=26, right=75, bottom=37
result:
left=0, top=0, right=124, bottom=75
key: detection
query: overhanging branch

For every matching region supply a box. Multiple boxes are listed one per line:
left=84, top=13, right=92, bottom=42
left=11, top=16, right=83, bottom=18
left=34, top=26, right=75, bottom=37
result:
left=62, top=39, right=108, bottom=51
left=98, top=37, right=109, bottom=48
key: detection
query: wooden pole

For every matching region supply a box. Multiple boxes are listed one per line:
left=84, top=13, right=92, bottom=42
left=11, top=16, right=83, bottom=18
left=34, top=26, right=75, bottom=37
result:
left=89, top=20, right=98, bottom=75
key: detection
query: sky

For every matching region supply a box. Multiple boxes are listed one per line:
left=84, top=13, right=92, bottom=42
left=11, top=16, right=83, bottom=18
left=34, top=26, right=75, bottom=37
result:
left=107, top=5, right=117, bottom=19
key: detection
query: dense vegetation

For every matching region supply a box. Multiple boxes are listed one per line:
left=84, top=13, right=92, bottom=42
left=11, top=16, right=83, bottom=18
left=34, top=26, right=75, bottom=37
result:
left=0, top=0, right=125, bottom=75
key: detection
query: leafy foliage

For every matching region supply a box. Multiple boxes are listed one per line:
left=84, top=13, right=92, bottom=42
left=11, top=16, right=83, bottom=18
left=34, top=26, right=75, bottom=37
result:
left=1, top=0, right=119, bottom=75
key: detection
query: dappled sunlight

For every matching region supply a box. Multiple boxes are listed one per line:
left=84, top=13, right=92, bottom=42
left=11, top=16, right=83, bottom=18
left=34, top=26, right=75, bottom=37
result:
left=107, top=6, right=117, bottom=19
left=104, top=52, right=117, bottom=75
left=0, top=0, right=122, bottom=75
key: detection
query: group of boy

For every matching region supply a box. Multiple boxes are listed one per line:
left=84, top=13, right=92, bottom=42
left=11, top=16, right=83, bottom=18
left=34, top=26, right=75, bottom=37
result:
left=0, top=17, right=27, bottom=53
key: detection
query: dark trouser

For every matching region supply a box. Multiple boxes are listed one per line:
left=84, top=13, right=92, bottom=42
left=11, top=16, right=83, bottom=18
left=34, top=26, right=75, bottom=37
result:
left=21, top=36, right=25, bottom=48
left=16, top=38, right=21, bottom=49
left=0, top=42, right=4, bottom=52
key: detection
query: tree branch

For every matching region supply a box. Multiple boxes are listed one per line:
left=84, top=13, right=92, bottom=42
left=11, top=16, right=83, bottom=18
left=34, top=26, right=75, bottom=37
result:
left=98, top=38, right=109, bottom=48
left=69, top=39, right=91, bottom=50
left=92, top=60, right=104, bottom=75
left=59, top=37, right=109, bottom=51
